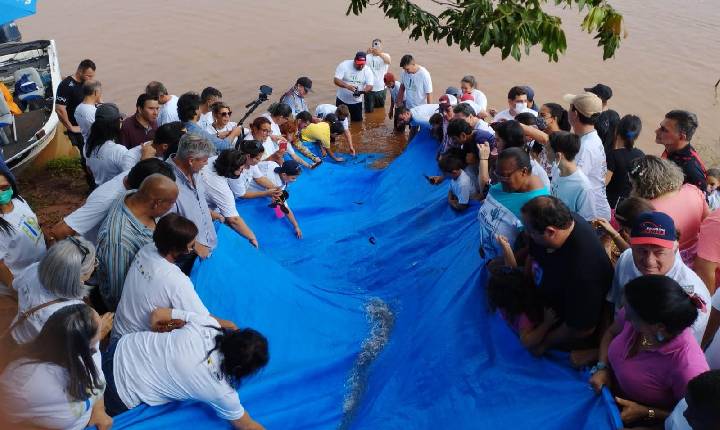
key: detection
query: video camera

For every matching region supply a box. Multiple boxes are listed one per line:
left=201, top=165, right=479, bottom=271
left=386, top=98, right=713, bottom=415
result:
left=236, top=85, right=273, bottom=147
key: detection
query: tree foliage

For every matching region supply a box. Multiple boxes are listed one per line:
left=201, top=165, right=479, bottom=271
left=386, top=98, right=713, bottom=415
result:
left=346, top=0, right=625, bottom=62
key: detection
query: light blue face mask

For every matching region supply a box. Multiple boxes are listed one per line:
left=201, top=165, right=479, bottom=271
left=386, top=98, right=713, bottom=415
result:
left=0, top=188, right=12, bottom=205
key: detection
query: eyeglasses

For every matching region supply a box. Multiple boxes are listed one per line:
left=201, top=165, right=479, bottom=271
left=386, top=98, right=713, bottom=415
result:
left=68, top=236, right=90, bottom=264
left=219, top=111, right=232, bottom=117
left=494, top=167, right=524, bottom=182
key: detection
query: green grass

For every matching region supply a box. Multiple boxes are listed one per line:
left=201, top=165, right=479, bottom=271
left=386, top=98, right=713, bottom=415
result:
left=45, top=156, right=82, bottom=176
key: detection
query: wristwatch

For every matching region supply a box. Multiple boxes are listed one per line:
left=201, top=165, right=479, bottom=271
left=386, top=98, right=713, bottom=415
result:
left=590, top=361, right=608, bottom=375
left=647, top=409, right=656, bottom=420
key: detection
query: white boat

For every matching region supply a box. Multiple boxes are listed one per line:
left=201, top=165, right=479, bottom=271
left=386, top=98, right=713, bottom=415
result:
left=0, top=39, right=60, bottom=172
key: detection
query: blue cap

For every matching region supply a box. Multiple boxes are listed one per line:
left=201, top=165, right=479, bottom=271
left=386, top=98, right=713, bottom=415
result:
left=274, top=160, right=302, bottom=176
left=630, top=211, right=677, bottom=249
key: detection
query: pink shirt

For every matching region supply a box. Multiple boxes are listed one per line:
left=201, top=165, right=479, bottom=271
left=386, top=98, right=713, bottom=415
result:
left=696, top=209, right=720, bottom=291
left=652, top=184, right=709, bottom=265
left=608, top=311, right=709, bottom=409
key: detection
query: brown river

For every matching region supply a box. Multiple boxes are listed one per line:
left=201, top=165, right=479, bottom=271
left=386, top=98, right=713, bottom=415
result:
left=19, top=0, right=720, bottom=164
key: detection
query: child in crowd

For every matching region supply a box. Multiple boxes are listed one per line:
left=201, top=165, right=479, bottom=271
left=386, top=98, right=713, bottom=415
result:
left=439, top=156, right=476, bottom=211
left=707, top=168, right=720, bottom=210
left=548, top=131, right=596, bottom=221
left=486, top=235, right=558, bottom=349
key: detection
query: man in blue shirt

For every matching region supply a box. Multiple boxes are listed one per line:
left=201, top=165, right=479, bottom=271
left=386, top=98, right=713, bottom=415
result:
left=279, top=77, right=312, bottom=116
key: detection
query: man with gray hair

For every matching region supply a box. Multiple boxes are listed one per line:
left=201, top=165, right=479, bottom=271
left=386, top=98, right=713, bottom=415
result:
left=656, top=110, right=707, bottom=192
left=146, top=81, right=179, bottom=126
left=169, top=133, right=219, bottom=274
left=74, top=80, right=102, bottom=143
left=96, top=174, right=179, bottom=310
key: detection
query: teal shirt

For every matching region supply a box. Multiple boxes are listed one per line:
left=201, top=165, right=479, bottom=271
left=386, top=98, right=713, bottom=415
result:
left=488, top=183, right=549, bottom=219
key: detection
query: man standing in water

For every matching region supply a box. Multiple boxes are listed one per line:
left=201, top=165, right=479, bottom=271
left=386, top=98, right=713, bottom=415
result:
left=396, top=54, right=433, bottom=138
left=364, top=39, right=391, bottom=114
left=280, top=77, right=313, bottom=116
left=333, top=52, right=374, bottom=122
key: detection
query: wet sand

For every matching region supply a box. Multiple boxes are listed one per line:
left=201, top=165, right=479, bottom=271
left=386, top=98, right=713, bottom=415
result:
left=18, top=0, right=720, bottom=163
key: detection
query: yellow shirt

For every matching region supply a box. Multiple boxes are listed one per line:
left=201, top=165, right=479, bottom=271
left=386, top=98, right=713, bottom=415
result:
left=300, top=122, right=331, bottom=149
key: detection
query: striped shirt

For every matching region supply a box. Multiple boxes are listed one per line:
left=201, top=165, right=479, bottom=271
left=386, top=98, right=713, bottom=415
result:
left=97, top=192, right=154, bottom=310
left=170, top=158, right=217, bottom=251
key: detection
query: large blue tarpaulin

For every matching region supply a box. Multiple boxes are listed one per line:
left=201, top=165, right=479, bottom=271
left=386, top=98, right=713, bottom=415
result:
left=106, top=129, right=620, bottom=429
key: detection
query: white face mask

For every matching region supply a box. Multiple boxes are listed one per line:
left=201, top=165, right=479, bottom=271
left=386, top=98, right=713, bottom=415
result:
left=515, top=102, right=527, bottom=112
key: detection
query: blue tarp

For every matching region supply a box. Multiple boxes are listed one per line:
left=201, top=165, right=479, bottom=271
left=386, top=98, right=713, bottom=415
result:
left=108, top=129, right=620, bottom=429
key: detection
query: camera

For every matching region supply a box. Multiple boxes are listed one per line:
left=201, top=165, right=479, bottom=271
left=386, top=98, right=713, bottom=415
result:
left=259, top=85, right=272, bottom=101
left=352, top=89, right=363, bottom=98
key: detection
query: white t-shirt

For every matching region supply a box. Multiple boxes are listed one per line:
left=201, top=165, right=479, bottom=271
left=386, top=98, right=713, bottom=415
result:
left=197, top=111, right=214, bottom=130
left=114, top=311, right=246, bottom=421
left=334, top=60, right=374, bottom=105
left=0, top=198, right=45, bottom=295
left=261, top=112, right=281, bottom=136
left=705, top=289, right=720, bottom=369
left=248, top=161, right=285, bottom=193
left=228, top=164, right=263, bottom=198
left=0, top=350, right=104, bottom=430
left=315, top=104, right=349, bottom=131
left=64, top=172, right=127, bottom=244
left=450, top=170, right=477, bottom=205
left=158, top=95, right=179, bottom=126
left=203, top=120, right=237, bottom=137
left=665, top=398, right=691, bottom=430
left=576, top=130, right=611, bottom=220
left=366, top=53, right=390, bottom=92
left=120, top=142, right=164, bottom=172
left=85, top=140, right=129, bottom=186
left=113, top=244, right=209, bottom=338
left=400, top=65, right=433, bottom=109
left=531, top=159, right=551, bottom=190
left=472, top=117, right=495, bottom=135
left=610, top=249, right=711, bottom=343
left=468, top=89, right=488, bottom=112
left=199, top=156, right=240, bottom=218
left=550, top=169, right=596, bottom=221
left=493, top=107, right=537, bottom=122
left=11, top=262, right=85, bottom=344
left=409, top=103, right=439, bottom=126
left=74, top=102, right=96, bottom=143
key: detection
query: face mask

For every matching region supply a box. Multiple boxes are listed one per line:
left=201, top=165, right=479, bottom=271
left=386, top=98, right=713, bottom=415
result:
left=0, top=188, right=12, bottom=205
left=515, top=102, right=527, bottom=112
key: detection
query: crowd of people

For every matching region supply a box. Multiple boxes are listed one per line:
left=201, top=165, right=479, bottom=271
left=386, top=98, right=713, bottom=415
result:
left=0, top=36, right=719, bottom=430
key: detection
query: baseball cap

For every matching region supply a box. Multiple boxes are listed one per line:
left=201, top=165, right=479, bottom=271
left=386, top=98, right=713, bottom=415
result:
left=630, top=211, right=677, bottom=249
left=274, top=160, right=302, bottom=176
left=459, top=93, right=474, bottom=102
left=584, top=83, right=613, bottom=102
left=445, top=86, right=462, bottom=100
left=383, top=72, right=395, bottom=84
left=354, top=51, right=367, bottom=65
left=95, top=103, right=122, bottom=122
left=296, top=77, right=312, bottom=92
left=563, top=92, right=603, bottom=117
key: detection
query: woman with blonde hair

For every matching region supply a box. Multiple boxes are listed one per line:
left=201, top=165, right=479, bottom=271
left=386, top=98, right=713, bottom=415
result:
left=629, top=155, right=709, bottom=265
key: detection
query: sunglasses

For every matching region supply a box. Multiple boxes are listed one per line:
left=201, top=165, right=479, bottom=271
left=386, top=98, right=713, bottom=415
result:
left=68, top=236, right=91, bottom=264
left=219, top=111, right=232, bottom=117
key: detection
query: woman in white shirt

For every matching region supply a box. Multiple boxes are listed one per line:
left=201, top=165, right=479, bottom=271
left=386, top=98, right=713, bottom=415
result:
left=0, top=169, right=45, bottom=296
left=200, top=150, right=259, bottom=247
left=11, top=236, right=101, bottom=344
left=0, top=303, right=112, bottom=430
left=102, top=308, right=268, bottom=430
left=85, top=103, right=128, bottom=187
left=204, top=102, right=238, bottom=145
left=459, top=75, right=488, bottom=112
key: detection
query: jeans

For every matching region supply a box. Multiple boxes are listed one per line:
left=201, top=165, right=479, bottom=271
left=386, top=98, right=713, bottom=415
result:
left=101, top=337, right=130, bottom=417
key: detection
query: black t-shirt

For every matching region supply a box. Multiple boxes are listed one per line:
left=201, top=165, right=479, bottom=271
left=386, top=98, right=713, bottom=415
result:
left=529, top=213, right=613, bottom=331
left=56, top=75, right=84, bottom=126
left=665, top=144, right=707, bottom=193
left=606, top=147, right=644, bottom=208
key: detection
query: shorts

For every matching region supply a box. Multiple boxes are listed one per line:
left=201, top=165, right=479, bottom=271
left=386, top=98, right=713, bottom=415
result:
left=337, top=98, right=363, bottom=122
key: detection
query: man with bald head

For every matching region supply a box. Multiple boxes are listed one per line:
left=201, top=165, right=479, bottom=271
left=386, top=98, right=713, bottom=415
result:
left=96, top=174, right=179, bottom=310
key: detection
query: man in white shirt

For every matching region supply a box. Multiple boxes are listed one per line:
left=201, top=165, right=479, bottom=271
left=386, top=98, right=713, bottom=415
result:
left=120, top=121, right=184, bottom=172
left=563, top=91, right=612, bottom=220
left=453, top=102, right=494, bottom=135
left=333, top=51, right=374, bottom=122
left=364, top=39, right=391, bottom=114
left=609, top=212, right=711, bottom=343
left=146, top=81, right=179, bottom=126
left=74, top=80, right=102, bottom=143
left=440, top=156, right=476, bottom=211
left=197, top=86, right=222, bottom=130
left=549, top=131, right=597, bottom=221
left=493, top=86, right=538, bottom=122
left=396, top=54, right=433, bottom=110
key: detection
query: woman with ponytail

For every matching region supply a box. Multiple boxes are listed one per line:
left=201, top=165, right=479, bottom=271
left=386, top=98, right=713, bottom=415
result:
left=103, top=307, right=268, bottom=430
left=0, top=168, right=45, bottom=296
left=606, top=114, right=644, bottom=208
left=0, top=304, right=112, bottom=430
